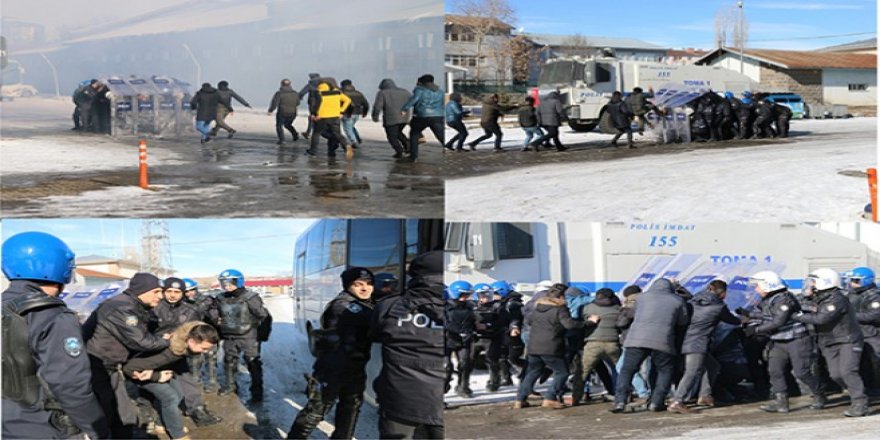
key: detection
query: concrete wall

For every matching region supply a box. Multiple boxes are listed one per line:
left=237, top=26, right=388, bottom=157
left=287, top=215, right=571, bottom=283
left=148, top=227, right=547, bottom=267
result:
left=759, top=66, right=823, bottom=104
left=822, top=68, right=877, bottom=106
left=710, top=53, right=762, bottom=83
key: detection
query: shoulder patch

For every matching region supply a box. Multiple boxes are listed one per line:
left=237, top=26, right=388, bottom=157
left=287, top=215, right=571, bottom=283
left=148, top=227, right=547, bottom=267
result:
left=347, top=303, right=362, bottom=314
left=64, top=337, right=82, bottom=357
left=871, top=302, right=880, bottom=309
left=780, top=305, right=789, bottom=312
left=826, top=304, right=836, bottom=312
left=125, top=315, right=139, bottom=326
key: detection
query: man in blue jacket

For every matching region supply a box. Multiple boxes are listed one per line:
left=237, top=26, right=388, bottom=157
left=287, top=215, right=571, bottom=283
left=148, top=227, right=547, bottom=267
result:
left=401, top=74, right=445, bottom=163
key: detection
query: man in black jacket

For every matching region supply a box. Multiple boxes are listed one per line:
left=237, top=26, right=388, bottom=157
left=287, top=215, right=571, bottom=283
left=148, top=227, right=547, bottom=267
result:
left=341, top=79, right=370, bottom=149
left=190, top=83, right=220, bottom=144
left=371, top=251, right=445, bottom=439
left=83, top=272, right=169, bottom=437
left=844, top=267, right=880, bottom=392
left=288, top=268, right=375, bottom=439
left=215, top=269, right=269, bottom=402
left=445, top=283, right=476, bottom=398
left=210, top=80, right=251, bottom=139
left=468, top=94, right=504, bottom=152
left=472, top=284, right=509, bottom=392
left=268, top=79, right=302, bottom=145
left=793, top=268, right=869, bottom=417
left=299, top=73, right=321, bottom=139
left=605, top=91, right=635, bottom=148
left=2, top=232, right=110, bottom=440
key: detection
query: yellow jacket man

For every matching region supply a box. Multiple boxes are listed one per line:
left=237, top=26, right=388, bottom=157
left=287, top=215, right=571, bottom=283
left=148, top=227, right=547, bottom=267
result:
left=308, top=81, right=354, bottom=158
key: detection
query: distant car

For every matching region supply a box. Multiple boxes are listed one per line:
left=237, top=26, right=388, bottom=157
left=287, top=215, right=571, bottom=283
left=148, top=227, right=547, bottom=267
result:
left=764, top=93, right=805, bottom=119
left=1, top=83, right=39, bottom=98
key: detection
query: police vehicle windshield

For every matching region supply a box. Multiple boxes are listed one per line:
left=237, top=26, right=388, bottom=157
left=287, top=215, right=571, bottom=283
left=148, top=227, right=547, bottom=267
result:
left=538, top=60, right=580, bottom=86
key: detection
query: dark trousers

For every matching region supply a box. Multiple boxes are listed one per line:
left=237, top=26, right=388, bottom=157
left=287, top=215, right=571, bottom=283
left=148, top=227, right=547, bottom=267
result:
left=472, top=336, right=503, bottom=388
left=767, top=337, right=821, bottom=396
left=409, top=116, right=444, bottom=159
left=78, top=104, right=94, bottom=132
left=223, top=338, right=262, bottom=397
left=446, top=120, right=468, bottom=150
left=288, top=372, right=367, bottom=439
left=73, top=107, right=82, bottom=129
left=471, top=121, right=503, bottom=149
left=378, top=413, right=444, bottom=440
left=820, top=341, right=867, bottom=403
left=531, top=125, right=563, bottom=149
left=516, top=354, right=568, bottom=401
left=776, top=115, right=790, bottom=138
left=611, top=126, right=634, bottom=145
left=384, top=123, right=409, bottom=154
left=445, top=342, right=473, bottom=392
left=178, top=371, right=204, bottom=410
left=309, top=117, right=348, bottom=156
left=615, top=347, right=675, bottom=407
left=276, top=113, right=299, bottom=142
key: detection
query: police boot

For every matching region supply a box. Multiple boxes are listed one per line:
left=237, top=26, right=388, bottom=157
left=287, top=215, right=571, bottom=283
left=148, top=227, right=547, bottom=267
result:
left=843, top=400, right=869, bottom=417
left=759, top=393, right=789, bottom=413
left=287, top=398, right=329, bottom=439
left=456, top=369, right=474, bottom=398
left=809, top=393, right=827, bottom=410
left=190, top=405, right=222, bottom=427
left=219, top=363, right=237, bottom=396
left=499, top=361, right=514, bottom=387
left=247, top=357, right=264, bottom=403
left=486, top=360, right=501, bottom=392
left=330, top=394, right=362, bottom=439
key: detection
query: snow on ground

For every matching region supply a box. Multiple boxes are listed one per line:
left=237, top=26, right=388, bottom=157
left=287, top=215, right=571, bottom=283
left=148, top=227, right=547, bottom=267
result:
left=446, top=117, right=878, bottom=223
left=258, top=296, right=380, bottom=439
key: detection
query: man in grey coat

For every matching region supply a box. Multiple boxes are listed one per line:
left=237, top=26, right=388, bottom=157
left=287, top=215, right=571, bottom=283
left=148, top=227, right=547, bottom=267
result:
left=610, top=278, right=689, bottom=413
left=528, top=91, right=567, bottom=151
left=372, top=78, right=412, bottom=158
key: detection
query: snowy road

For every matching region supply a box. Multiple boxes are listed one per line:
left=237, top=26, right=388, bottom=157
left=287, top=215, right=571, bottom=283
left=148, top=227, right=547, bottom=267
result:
left=445, top=117, right=878, bottom=222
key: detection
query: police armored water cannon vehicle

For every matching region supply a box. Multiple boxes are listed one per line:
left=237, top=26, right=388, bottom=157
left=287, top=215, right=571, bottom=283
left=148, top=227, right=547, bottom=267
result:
left=536, top=50, right=757, bottom=132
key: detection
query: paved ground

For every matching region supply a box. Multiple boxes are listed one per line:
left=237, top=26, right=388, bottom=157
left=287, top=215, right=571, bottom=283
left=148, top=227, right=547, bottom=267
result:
left=1, top=97, right=443, bottom=218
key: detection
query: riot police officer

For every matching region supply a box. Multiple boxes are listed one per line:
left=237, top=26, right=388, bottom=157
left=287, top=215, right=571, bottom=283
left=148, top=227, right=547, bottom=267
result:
left=793, top=268, right=869, bottom=417
left=445, top=280, right=476, bottom=398
left=740, top=270, right=824, bottom=413
left=844, top=267, right=880, bottom=391
left=773, top=103, right=792, bottom=138
left=2, top=232, right=110, bottom=439
left=155, top=277, right=222, bottom=426
left=83, top=271, right=169, bottom=437
left=493, top=280, right=523, bottom=385
left=371, top=251, right=445, bottom=439
left=752, top=98, right=777, bottom=139
left=472, top=283, right=509, bottom=392
left=287, top=267, right=375, bottom=439
left=736, top=91, right=755, bottom=139
left=373, top=272, right=400, bottom=301
left=183, top=278, right=220, bottom=392
left=216, top=269, right=269, bottom=402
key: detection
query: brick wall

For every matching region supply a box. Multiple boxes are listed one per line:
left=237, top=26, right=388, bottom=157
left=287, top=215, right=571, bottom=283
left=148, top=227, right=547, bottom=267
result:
left=759, top=66, right=823, bottom=104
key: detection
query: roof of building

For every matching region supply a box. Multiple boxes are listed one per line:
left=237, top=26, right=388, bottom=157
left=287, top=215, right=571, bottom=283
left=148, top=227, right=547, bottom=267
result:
left=695, top=47, right=876, bottom=69
left=520, top=33, right=666, bottom=51
left=76, top=268, right=128, bottom=280
left=666, top=48, right=709, bottom=58
left=818, top=38, right=877, bottom=53
left=445, top=14, right=513, bottom=30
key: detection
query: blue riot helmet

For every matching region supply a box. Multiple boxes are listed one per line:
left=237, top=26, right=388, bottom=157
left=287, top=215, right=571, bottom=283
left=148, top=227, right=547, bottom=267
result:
left=724, top=91, right=734, bottom=100
left=218, top=269, right=245, bottom=289
left=844, top=267, right=876, bottom=287
left=448, top=280, right=474, bottom=300
left=374, top=272, right=399, bottom=290
left=474, top=283, right=494, bottom=302
left=183, top=278, right=199, bottom=291
left=491, top=280, right=512, bottom=297
left=2, top=232, right=76, bottom=285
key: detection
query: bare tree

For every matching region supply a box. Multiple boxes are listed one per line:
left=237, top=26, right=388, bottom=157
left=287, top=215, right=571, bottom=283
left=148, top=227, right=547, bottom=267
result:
left=452, top=0, right=516, bottom=82
left=714, top=3, right=749, bottom=49
left=508, top=34, right=537, bottom=84
left=560, top=33, right=593, bottom=57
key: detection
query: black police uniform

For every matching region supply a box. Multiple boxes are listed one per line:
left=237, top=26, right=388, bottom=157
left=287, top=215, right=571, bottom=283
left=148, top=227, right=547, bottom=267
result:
left=370, top=264, right=445, bottom=439
left=186, top=292, right=221, bottom=390
left=746, top=289, right=823, bottom=407
left=217, top=287, right=268, bottom=400
left=731, top=97, right=753, bottom=139
left=288, top=290, right=374, bottom=439
left=445, top=299, right=476, bottom=396
left=714, top=98, right=735, bottom=140
left=773, top=103, right=792, bottom=138
left=501, top=291, right=526, bottom=379
left=472, top=299, right=509, bottom=391
left=793, top=288, right=868, bottom=411
left=850, top=283, right=880, bottom=388
left=2, top=280, right=110, bottom=439
left=82, top=288, right=169, bottom=436
left=752, top=100, right=777, bottom=138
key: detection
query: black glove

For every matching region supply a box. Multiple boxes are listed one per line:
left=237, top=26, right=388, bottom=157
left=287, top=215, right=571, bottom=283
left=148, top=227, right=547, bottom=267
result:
left=735, top=307, right=750, bottom=317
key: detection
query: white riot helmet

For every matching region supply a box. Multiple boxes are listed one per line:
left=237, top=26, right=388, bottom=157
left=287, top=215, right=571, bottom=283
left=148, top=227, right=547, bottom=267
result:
left=804, top=268, right=841, bottom=294
left=536, top=280, right=554, bottom=291
left=749, top=270, right=786, bottom=294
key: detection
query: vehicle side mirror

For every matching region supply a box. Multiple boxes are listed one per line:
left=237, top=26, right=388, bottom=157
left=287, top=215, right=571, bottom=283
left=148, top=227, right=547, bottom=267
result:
left=583, top=61, right=596, bottom=86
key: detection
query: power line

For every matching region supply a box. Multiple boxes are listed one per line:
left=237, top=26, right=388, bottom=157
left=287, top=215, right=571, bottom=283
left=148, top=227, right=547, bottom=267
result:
left=79, top=233, right=300, bottom=252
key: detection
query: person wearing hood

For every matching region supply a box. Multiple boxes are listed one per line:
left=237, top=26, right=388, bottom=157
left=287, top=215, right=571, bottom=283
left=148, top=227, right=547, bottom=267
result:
left=445, top=93, right=470, bottom=151
left=288, top=268, right=376, bottom=439
left=340, top=80, right=370, bottom=150
left=190, top=83, right=220, bottom=144
left=514, top=283, right=584, bottom=409
left=668, top=281, right=741, bottom=414
left=604, top=91, right=635, bottom=148
left=467, top=94, right=505, bottom=152
left=615, top=285, right=651, bottom=402
left=83, top=272, right=170, bottom=437
left=210, top=80, right=251, bottom=139
left=574, top=288, right=621, bottom=406
left=372, top=78, right=413, bottom=158
left=307, top=79, right=353, bottom=159
left=268, top=79, right=302, bottom=145
left=299, top=73, right=321, bottom=140
left=401, top=74, right=445, bottom=162
left=370, top=251, right=445, bottom=439
left=122, top=322, right=219, bottom=440
left=610, top=278, right=689, bottom=413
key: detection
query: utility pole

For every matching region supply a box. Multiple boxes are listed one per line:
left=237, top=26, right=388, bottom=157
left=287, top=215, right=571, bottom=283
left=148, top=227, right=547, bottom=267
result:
left=140, top=220, right=174, bottom=278
left=738, top=1, right=745, bottom=74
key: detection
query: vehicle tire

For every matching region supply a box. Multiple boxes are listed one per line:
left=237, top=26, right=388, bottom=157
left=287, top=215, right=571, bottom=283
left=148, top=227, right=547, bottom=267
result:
left=567, top=120, right=597, bottom=132
left=599, top=112, right=617, bottom=134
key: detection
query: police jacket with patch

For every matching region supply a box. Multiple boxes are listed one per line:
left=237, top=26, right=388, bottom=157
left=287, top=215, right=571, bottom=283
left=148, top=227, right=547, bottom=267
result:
left=83, top=290, right=169, bottom=366
left=312, top=291, right=374, bottom=380
left=445, top=300, right=476, bottom=349
left=503, top=292, right=525, bottom=330
left=680, top=291, right=740, bottom=354
left=752, top=290, right=807, bottom=341
left=152, top=299, right=202, bottom=335
left=851, top=284, right=880, bottom=338
left=474, top=300, right=509, bottom=339
left=793, top=288, right=863, bottom=347
left=2, top=280, right=110, bottom=440
left=216, top=288, right=268, bottom=339
left=186, top=294, right=220, bottom=326
left=370, top=280, right=445, bottom=427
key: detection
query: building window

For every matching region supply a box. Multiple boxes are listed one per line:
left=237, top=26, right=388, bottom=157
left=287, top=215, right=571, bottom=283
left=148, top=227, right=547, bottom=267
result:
left=848, top=83, right=868, bottom=91
left=446, top=32, right=475, bottom=42
left=445, top=55, right=479, bottom=67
